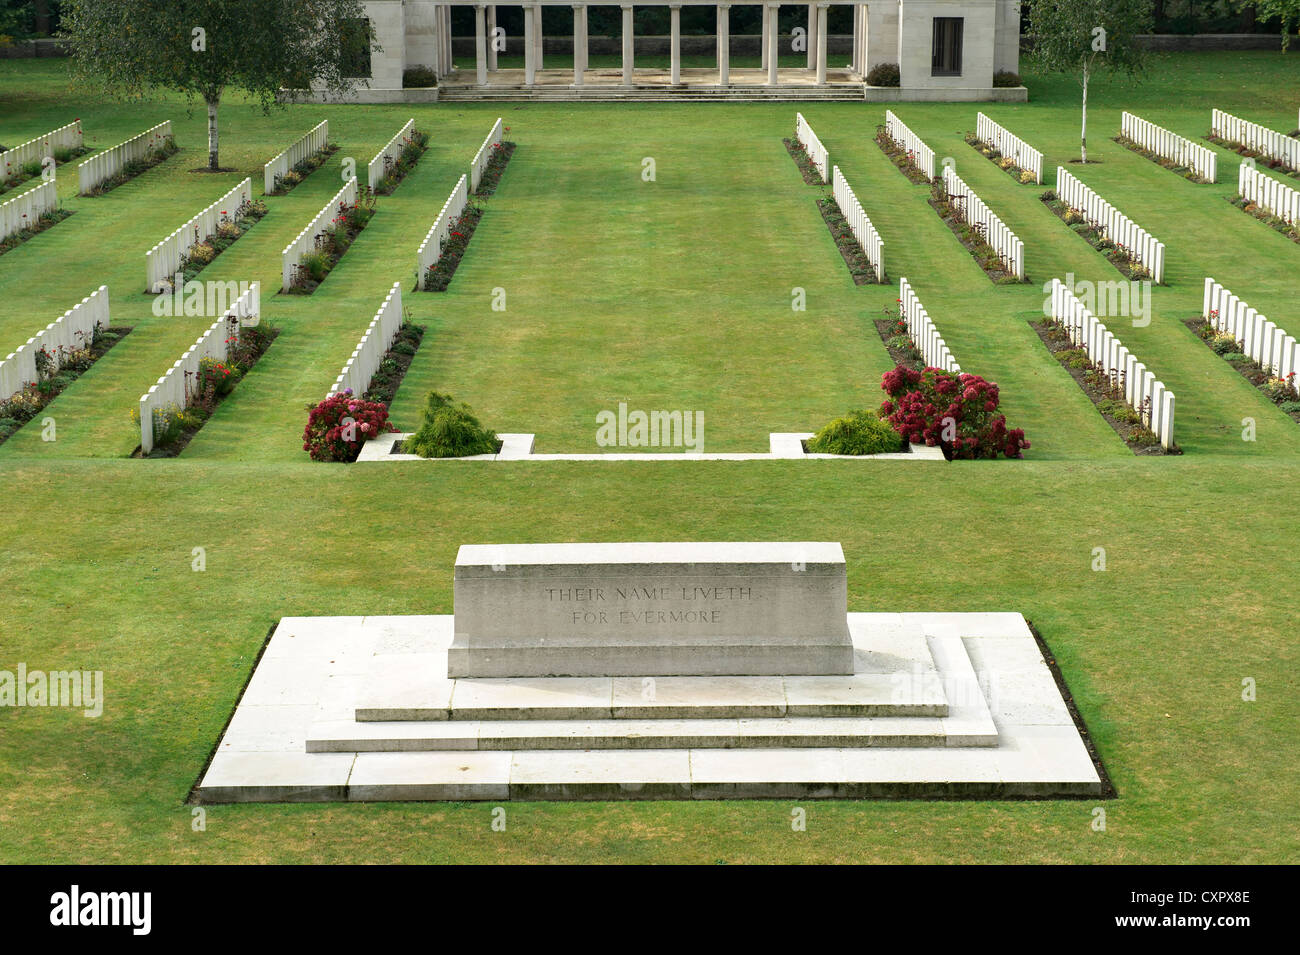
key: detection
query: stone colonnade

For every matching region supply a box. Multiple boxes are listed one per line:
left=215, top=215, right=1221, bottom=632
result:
left=466, top=3, right=834, bottom=87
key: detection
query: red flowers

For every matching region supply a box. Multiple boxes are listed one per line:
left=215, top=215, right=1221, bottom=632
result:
left=879, top=366, right=1029, bottom=460
left=302, top=390, right=395, bottom=462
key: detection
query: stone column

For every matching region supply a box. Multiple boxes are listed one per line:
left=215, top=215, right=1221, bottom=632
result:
left=444, top=6, right=454, bottom=72
left=622, top=4, right=634, bottom=86
left=806, top=3, right=817, bottom=69
left=573, top=4, right=588, bottom=86
left=815, top=3, right=827, bottom=84
left=670, top=5, right=682, bottom=85
left=487, top=6, right=498, bottom=71
left=533, top=5, right=544, bottom=71
left=716, top=4, right=730, bottom=85
left=524, top=5, right=536, bottom=85
left=475, top=5, right=488, bottom=85
left=761, top=3, right=770, bottom=70
left=767, top=4, right=779, bottom=86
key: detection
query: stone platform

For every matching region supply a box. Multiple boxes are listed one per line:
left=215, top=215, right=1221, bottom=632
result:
left=194, top=613, right=1104, bottom=802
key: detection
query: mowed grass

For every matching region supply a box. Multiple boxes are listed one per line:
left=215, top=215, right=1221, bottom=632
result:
left=0, top=53, right=1298, bottom=864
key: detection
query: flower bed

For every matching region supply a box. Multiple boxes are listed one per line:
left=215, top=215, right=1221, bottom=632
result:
left=287, top=191, right=377, bottom=294
left=301, top=320, right=424, bottom=462
left=875, top=126, right=930, bottom=185
left=82, top=135, right=178, bottom=196
left=375, top=130, right=430, bottom=196
left=1185, top=316, right=1300, bottom=424
left=359, top=322, right=425, bottom=406
left=474, top=140, right=516, bottom=197
left=268, top=142, right=340, bottom=195
left=874, top=313, right=923, bottom=370
left=0, top=206, right=72, bottom=258
left=421, top=201, right=483, bottom=292
left=1, top=145, right=92, bottom=197
left=171, top=197, right=269, bottom=288
left=1206, top=133, right=1300, bottom=180
left=1031, top=319, right=1173, bottom=454
left=816, top=197, right=878, bottom=285
left=303, top=391, right=396, bottom=463
left=783, top=137, right=822, bottom=186
left=0, top=325, right=130, bottom=446
left=964, top=133, right=1036, bottom=185
left=878, top=365, right=1029, bottom=460
left=133, top=323, right=278, bottom=457
left=1113, top=135, right=1211, bottom=184
left=1040, top=189, right=1153, bottom=283
left=1228, top=194, right=1300, bottom=245
left=929, top=181, right=1022, bottom=284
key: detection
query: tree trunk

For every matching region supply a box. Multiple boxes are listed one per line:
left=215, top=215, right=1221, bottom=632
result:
left=1081, top=66, right=1089, bottom=164
left=206, top=97, right=220, bottom=171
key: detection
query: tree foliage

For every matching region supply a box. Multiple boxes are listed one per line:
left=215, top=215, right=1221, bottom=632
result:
left=1025, top=0, right=1155, bottom=161
left=1231, top=0, right=1300, bottom=49
left=59, top=0, right=374, bottom=167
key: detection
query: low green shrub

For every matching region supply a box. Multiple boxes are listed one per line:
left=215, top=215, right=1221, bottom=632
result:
left=993, top=70, right=1021, bottom=88
left=405, top=391, right=499, bottom=459
left=866, top=63, right=900, bottom=87
left=805, top=409, right=905, bottom=456
left=404, top=66, right=438, bottom=88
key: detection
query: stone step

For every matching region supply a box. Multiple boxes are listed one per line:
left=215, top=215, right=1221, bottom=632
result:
left=307, top=711, right=997, bottom=752
left=357, top=671, right=949, bottom=722
left=437, top=87, right=865, bottom=103
left=446, top=639, right=858, bottom=678
left=194, top=613, right=1105, bottom=803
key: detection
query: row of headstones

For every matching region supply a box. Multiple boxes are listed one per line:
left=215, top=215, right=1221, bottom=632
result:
left=0, top=286, right=110, bottom=403
left=137, top=283, right=259, bottom=455
left=76, top=121, right=172, bottom=196
left=898, top=277, right=960, bottom=374
left=470, top=118, right=504, bottom=193
left=417, top=175, right=469, bottom=289
left=795, top=111, right=829, bottom=183
left=0, top=119, right=82, bottom=180
left=941, top=165, right=1024, bottom=280
left=0, top=177, right=56, bottom=244
left=1048, top=278, right=1175, bottom=449
left=263, top=121, right=329, bottom=195
left=1238, top=163, right=1300, bottom=225
left=1212, top=108, right=1300, bottom=174
left=1203, top=278, right=1299, bottom=385
left=1121, top=111, right=1217, bottom=183
left=280, top=176, right=359, bottom=292
left=415, top=118, right=505, bottom=289
left=1055, top=166, right=1166, bottom=284
left=327, top=282, right=405, bottom=400
left=975, top=112, right=1043, bottom=184
left=367, top=119, right=416, bottom=192
left=884, top=110, right=935, bottom=182
left=830, top=165, right=884, bottom=282
left=145, top=178, right=253, bottom=294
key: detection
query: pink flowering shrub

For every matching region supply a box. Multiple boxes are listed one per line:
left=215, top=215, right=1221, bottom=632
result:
left=879, top=366, right=1029, bottom=460
left=302, top=390, right=395, bottom=462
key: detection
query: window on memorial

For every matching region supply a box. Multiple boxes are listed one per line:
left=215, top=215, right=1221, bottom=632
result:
left=931, top=17, right=963, bottom=76
left=340, top=17, right=373, bottom=78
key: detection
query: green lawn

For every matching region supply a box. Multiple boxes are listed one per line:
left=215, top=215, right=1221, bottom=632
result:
left=1, top=53, right=1298, bottom=864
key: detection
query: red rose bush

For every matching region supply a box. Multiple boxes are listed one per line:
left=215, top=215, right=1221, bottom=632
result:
left=302, top=390, right=395, bottom=462
left=879, top=366, right=1029, bottom=460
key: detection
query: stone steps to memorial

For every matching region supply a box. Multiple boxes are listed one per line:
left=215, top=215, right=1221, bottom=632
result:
left=437, top=86, right=865, bottom=103
left=307, top=711, right=998, bottom=752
